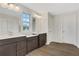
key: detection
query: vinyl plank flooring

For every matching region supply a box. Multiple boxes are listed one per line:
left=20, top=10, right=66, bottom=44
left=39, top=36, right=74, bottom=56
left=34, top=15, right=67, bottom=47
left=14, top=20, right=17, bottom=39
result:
left=27, top=42, right=79, bottom=56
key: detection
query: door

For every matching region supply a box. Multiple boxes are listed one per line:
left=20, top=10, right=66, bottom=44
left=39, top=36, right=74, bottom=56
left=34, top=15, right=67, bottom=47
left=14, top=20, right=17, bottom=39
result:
left=53, top=15, right=63, bottom=43
left=62, top=13, right=76, bottom=45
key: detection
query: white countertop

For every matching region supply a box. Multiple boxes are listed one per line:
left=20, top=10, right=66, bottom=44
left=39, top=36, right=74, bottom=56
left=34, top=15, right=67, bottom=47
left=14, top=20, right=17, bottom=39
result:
left=0, top=33, right=38, bottom=40
left=0, top=34, right=25, bottom=40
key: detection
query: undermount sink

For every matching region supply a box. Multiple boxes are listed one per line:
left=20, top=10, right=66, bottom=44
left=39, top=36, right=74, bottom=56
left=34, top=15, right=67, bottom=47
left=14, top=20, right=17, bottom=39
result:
left=26, top=34, right=38, bottom=37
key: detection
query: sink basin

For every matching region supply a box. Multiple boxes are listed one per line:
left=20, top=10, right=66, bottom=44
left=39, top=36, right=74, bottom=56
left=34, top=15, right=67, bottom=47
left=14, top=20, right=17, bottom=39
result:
left=26, top=34, right=38, bottom=37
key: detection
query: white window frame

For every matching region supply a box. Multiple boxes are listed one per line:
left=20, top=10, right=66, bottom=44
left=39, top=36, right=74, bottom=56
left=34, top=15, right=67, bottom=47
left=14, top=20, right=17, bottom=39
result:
left=20, top=12, right=32, bottom=34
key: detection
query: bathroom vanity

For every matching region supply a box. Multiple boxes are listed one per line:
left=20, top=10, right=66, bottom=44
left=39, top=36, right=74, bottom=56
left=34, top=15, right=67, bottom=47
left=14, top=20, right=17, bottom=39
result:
left=0, top=33, right=47, bottom=56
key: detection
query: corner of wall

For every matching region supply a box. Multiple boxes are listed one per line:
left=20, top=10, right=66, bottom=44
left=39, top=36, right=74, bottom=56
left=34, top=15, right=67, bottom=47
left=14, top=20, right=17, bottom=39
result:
left=46, top=41, right=51, bottom=45
left=76, top=45, right=79, bottom=48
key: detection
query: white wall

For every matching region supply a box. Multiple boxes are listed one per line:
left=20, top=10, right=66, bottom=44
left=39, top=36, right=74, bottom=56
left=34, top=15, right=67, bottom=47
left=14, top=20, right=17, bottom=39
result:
left=40, top=12, right=48, bottom=33
left=35, top=12, right=48, bottom=33
left=34, top=12, right=49, bottom=44
left=76, top=11, right=79, bottom=47
left=48, top=10, right=79, bottom=47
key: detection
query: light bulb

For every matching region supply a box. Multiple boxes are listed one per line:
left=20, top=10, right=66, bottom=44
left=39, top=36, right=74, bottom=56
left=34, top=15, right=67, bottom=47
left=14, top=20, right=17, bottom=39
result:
left=8, top=4, right=15, bottom=9
left=0, top=3, right=8, bottom=8
left=0, top=3, right=21, bottom=12
left=15, top=6, right=20, bottom=12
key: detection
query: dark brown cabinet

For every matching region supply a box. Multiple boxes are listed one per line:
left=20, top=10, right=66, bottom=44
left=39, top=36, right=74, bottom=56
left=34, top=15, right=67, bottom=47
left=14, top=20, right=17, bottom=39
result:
left=38, top=33, right=47, bottom=47
left=0, top=43, right=16, bottom=56
left=0, top=36, right=27, bottom=56
left=0, top=33, right=47, bottom=56
left=27, top=36, right=38, bottom=52
left=17, top=39, right=27, bottom=56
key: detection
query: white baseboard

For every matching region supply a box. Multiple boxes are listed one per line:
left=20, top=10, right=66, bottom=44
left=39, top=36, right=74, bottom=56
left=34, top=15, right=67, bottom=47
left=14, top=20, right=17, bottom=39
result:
left=76, top=45, right=79, bottom=48
left=46, top=41, right=79, bottom=48
left=46, top=41, right=51, bottom=45
left=46, top=40, right=63, bottom=45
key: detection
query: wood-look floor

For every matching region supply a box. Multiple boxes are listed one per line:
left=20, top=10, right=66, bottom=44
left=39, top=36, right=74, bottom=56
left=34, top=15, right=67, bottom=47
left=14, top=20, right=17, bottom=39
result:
left=27, top=42, right=79, bottom=56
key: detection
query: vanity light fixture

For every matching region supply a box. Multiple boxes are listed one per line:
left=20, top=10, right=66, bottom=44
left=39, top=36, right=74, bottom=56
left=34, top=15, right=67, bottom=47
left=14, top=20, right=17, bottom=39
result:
left=33, top=13, right=42, bottom=18
left=0, top=3, right=21, bottom=12
left=0, top=3, right=41, bottom=17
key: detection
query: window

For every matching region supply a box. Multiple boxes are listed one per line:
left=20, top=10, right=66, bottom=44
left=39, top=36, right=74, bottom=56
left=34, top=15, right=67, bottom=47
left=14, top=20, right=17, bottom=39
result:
left=21, top=13, right=30, bottom=32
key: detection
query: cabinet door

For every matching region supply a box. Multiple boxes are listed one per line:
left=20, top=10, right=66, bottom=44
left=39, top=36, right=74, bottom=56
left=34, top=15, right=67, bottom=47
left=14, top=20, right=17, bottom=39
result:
left=17, top=40, right=26, bottom=50
left=32, top=37, right=38, bottom=49
left=38, top=33, right=47, bottom=47
left=17, top=40, right=26, bottom=56
left=27, top=36, right=38, bottom=52
left=0, top=43, right=16, bottom=56
left=62, top=13, right=76, bottom=45
left=27, top=39, right=33, bottom=52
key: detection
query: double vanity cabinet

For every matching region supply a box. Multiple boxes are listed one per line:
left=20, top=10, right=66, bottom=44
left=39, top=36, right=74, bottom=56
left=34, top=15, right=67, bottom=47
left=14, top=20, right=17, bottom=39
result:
left=0, top=33, right=47, bottom=56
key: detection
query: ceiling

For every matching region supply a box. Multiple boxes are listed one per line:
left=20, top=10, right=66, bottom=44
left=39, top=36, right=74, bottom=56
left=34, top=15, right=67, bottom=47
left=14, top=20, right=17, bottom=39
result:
left=22, top=3, right=79, bottom=15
